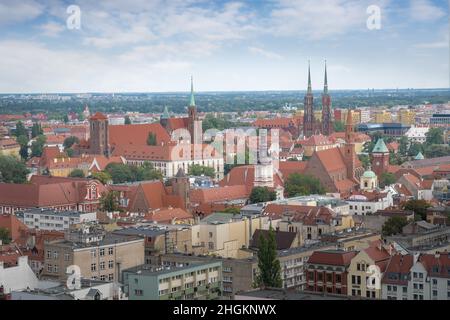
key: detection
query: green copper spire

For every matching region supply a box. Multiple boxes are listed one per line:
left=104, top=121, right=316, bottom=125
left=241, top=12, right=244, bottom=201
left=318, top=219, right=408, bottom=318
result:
left=372, top=138, right=389, bottom=153
left=324, top=60, right=328, bottom=95
left=307, top=60, right=312, bottom=94
left=189, top=75, right=195, bottom=107
left=161, top=105, right=170, bottom=119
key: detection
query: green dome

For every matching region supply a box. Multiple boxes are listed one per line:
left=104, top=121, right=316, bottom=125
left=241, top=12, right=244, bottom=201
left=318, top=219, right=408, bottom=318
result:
left=362, top=169, right=376, bottom=179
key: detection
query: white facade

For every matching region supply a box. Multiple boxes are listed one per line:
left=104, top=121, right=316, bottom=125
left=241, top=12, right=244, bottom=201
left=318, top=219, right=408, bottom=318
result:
left=347, top=193, right=393, bottom=215
left=404, top=127, right=429, bottom=144
left=0, top=256, right=39, bottom=294
left=21, top=210, right=97, bottom=231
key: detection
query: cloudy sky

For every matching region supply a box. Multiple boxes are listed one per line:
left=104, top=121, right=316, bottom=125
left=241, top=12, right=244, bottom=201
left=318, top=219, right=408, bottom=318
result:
left=0, top=0, right=448, bottom=93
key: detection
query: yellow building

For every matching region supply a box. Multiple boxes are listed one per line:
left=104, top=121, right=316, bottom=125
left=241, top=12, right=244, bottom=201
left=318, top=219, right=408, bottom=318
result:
left=0, top=138, right=20, bottom=157
left=347, top=245, right=391, bottom=299
left=340, top=109, right=361, bottom=125
left=372, top=110, right=392, bottom=123
left=398, top=109, right=416, bottom=126
left=191, top=213, right=270, bottom=258
left=314, top=110, right=322, bottom=122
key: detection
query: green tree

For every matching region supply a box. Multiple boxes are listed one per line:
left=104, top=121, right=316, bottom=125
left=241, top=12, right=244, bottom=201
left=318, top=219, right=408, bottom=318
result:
left=249, top=186, right=277, bottom=204
left=0, top=155, right=29, bottom=183
left=256, top=227, right=282, bottom=288
left=147, top=132, right=157, bottom=146
left=99, top=191, right=120, bottom=212
left=31, top=122, right=43, bottom=138
left=407, top=142, right=424, bottom=157
left=333, top=121, right=345, bottom=132
left=91, top=171, right=112, bottom=184
left=188, top=164, right=215, bottom=178
left=402, top=199, right=431, bottom=221
left=66, top=148, right=74, bottom=157
left=31, top=135, right=46, bottom=157
left=380, top=172, right=396, bottom=188
left=424, top=144, right=450, bottom=158
left=16, top=135, right=29, bottom=160
left=68, top=169, right=85, bottom=178
left=136, top=162, right=163, bottom=181
left=14, top=121, right=27, bottom=138
left=359, top=154, right=370, bottom=168
left=382, top=216, right=408, bottom=236
left=222, top=207, right=241, bottom=214
left=285, top=173, right=326, bottom=197
left=124, top=116, right=132, bottom=125
left=0, top=227, right=11, bottom=244
left=105, top=162, right=162, bottom=183
left=425, top=127, right=444, bottom=145
left=105, top=163, right=133, bottom=184
left=63, top=136, right=80, bottom=149
left=63, top=114, right=69, bottom=123
left=399, top=136, right=408, bottom=156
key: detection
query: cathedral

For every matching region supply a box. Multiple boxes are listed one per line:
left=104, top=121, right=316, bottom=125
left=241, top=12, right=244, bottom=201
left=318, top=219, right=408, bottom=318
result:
left=303, top=61, right=333, bottom=138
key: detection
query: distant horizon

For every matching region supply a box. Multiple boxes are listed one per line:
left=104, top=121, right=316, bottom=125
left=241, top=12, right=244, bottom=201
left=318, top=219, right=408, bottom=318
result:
left=2, top=87, right=450, bottom=96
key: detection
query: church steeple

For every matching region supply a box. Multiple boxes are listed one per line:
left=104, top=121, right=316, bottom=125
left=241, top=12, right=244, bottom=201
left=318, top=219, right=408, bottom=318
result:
left=189, top=75, right=195, bottom=107
left=323, top=60, right=328, bottom=95
left=307, top=60, right=312, bottom=94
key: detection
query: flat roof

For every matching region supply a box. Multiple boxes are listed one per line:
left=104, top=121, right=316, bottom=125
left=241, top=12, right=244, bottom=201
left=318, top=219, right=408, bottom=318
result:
left=124, top=261, right=221, bottom=277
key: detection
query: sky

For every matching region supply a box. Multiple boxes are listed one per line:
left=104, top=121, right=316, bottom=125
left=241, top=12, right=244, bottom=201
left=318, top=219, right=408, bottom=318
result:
left=0, top=0, right=448, bottom=93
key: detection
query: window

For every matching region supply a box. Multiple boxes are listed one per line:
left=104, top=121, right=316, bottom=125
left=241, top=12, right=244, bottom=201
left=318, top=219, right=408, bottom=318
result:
left=308, top=272, right=314, bottom=280
left=91, top=250, right=96, bottom=259
left=433, top=290, right=438, bottom=297
left=47, top=264, right=52, bottom=272
left=109, top=260, right=114, bottom=269
left=100, top=275, right=106, bottom=281
left=108, top=274, right=114, bottom=281
left=108, top=247, right=114, bottom=255
left=208, top=242, right=214, bottom=250
left=64, top=253, right=70, bottom=261
left=433, top=279, right=437, bottom=285
left=326, top=273, right=332, bottom=282
left=46, top=250, right=51, bottom=259
left=402, top=287, right=407, bottom=293
left=53, top=251, right=58, bottom=259
left=100, top=248, right=105, bottom=256
left=317, top=273, right=323, bottom=281
left=135, top=290, right=143, bottom=296
left=91, top=263, right=97, bottom=272
left=209, top=232, right=213, bottom=238
left=100, top=261, right=105, bottom=270
left=335, top=274, right=341, bottom=283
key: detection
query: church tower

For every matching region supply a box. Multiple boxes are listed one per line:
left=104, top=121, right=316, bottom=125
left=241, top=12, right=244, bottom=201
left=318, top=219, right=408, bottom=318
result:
left=371, top=138, right=390, bottom=177
left=172, top=167, right=190, bottom=209
left=343, top=109, right=357, bottom=181
left=89, top=112, right=109, bottom=157
left=160, top=105, right=170, bottom=130
left=303, top=61, right=315, bottom=138
left=187, top=76, right=199, bottom=144
left=321, top=61, right=333, bottom=136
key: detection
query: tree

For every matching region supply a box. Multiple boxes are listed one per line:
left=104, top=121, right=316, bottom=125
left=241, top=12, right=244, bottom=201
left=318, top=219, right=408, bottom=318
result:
left=222, top=207, right=241, bottom=214
left=0, top=155, right=29, bottom=183
left=16, top=135, right=29, bottom=160
left=382, top=216, right=408, bottom=236
left=188, top=164, right=215, bottom=178
left=424, top=144, right=450, bottom=158
left=249, top=186, right=276, bottom=204
left=425, top=127, right=444, bottom=145
left=0, top=227, right=11, bottom=244
left=402, top=199, right=431, bottom=221
left=69, top=169, right=85, bottom=178
left=31, top=122, right=43, bottom=138
left=399, top=136, right=408, bottom=156
left=66, top=148, right=74, bottom=157
left=147, top=132, right=157, bottom=146
left=359, top=154, right=370, bottom=168
left=105, top=162, right=162, bottom=184
left=124, top=116, right=131, bottom=125
left=105, top=163, right=134, bottom=184
left=63, top=136, right=80, bottom=149
left=407, top=142, right=424, bottom=157
left=380, top=172, right=396, bottom=188
left=14, top=121, right=27, bottom=138
left=99, top=191, right=120, bottom=212
left=256, top=227, right=282, bottom=288
left=333, top=121, right=345, bottom=132
left=285, top=173, right=325, bottom=197
left=31, top=135, right=46, bottom=157
left=63, top=114, right=69, bottom=123
left=91, top=171, right=112, bottom=184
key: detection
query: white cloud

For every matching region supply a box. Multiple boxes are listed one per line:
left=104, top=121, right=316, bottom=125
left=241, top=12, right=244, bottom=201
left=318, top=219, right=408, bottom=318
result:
left=267, top=0, right=390, bottom=39
left=248, top=46, right=283, bottom=60
left=409, top=0, right=446, bottom=22
left=38, top=21, right=65, bottom=37
left=0, top=0, right=43, bottom=25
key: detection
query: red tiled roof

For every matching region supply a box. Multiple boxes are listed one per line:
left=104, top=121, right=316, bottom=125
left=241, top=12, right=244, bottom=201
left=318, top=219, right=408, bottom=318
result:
left=301, top=134, right=333, bottom=146
left=308, top=250, right=357, bottom=266
left=381, top=254, right=414, bottom=285
left=419, top=253, right=450, bottom=278
left=219, top=165, right=284, bottom=191
left=278, top=161, right=307, bottom=178
left=144, top=207, right=193, bottom=224
left=109, top=123, right=171, bottom=147
left=189, top=185, right=249, bottom=204
left=90, top=112, right=108, bottom=120
left=253, top=118, right=296, bottom=128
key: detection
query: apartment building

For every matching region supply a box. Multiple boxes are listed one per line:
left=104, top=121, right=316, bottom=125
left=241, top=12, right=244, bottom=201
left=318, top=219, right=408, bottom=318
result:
left=17, top=208, right=97, bottom=231
left=122, top=261, right=222, bottom=300
left=43, top=227, right=144, bottom=282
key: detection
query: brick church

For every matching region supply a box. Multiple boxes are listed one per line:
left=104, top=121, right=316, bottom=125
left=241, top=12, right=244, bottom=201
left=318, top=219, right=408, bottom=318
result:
left=303, top=61, right=333, bottom=138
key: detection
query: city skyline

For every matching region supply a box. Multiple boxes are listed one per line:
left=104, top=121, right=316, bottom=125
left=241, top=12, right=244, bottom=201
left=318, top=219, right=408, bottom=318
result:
left=0, top=0, right=448, bottom=93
